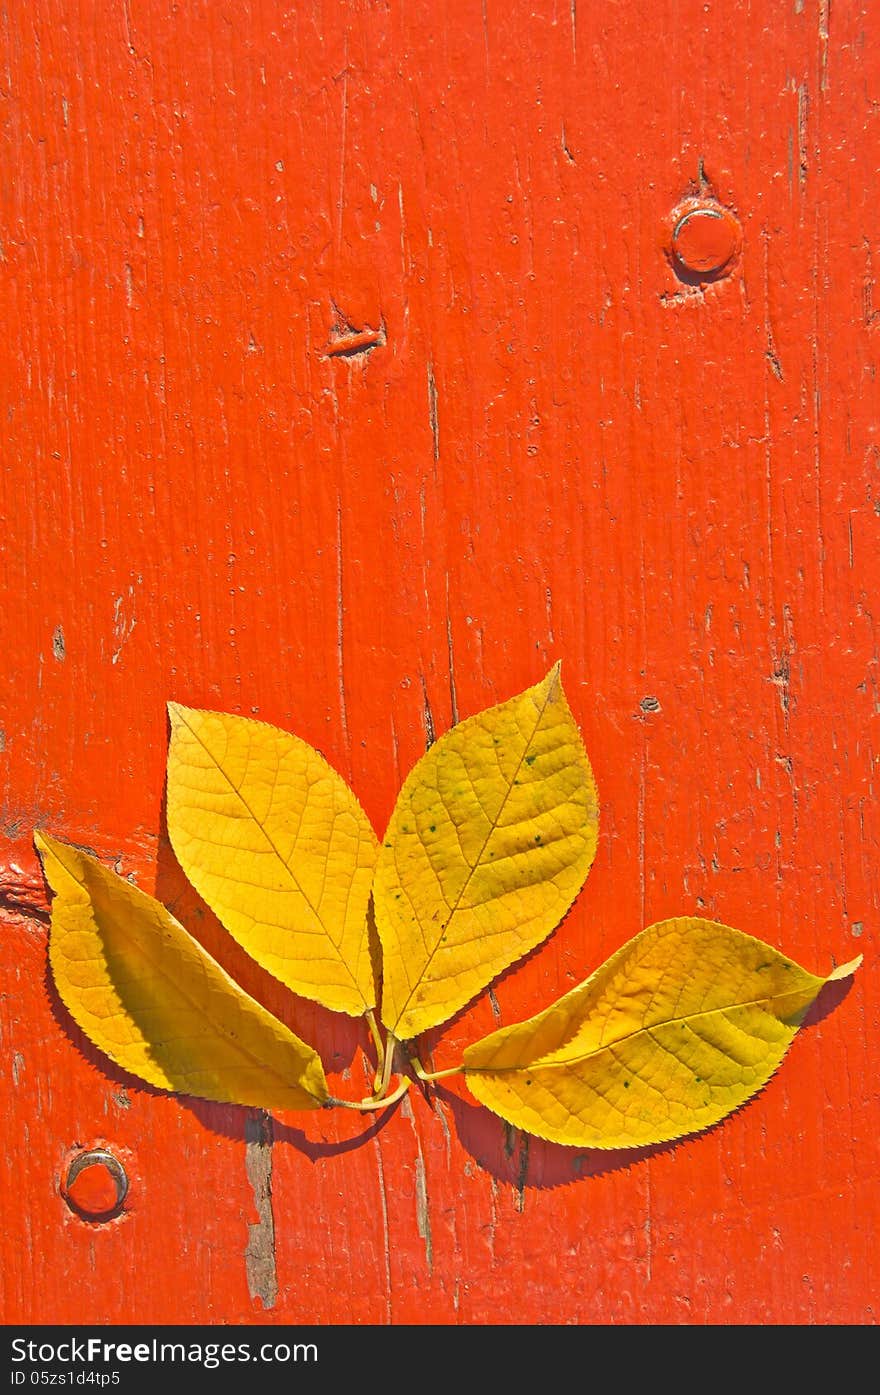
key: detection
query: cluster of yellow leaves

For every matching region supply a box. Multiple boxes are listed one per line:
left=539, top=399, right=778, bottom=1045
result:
left=36, top=665, right=860, bottom=1150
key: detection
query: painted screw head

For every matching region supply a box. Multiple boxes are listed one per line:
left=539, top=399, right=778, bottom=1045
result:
left=671, top=203, right=741, bottom=280
left=63, top=1148, right=129, bottom=1219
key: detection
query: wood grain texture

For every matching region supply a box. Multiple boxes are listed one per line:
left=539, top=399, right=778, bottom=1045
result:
left=1, top=0, right=877, bottom=1324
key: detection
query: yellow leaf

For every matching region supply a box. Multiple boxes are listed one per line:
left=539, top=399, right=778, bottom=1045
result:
left=463, top=917, right=861, bottom=1147
left=166, top=704, right=378, bottom=1017
left=374, top=664, right=599, bottom=1039
left=36, top=831, right=328, bottom=1111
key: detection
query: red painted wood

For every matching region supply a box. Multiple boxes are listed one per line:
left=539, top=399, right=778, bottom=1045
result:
left=1, top=0, right=877, bottom=1325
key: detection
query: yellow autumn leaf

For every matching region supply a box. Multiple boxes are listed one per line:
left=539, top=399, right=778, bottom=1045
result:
left=374, top=664, right=600, bottom=1039
left=463, top=917, right=861, bottom=1148
left=36, top=831, right=329, bottom=1111
left=166, top=704, right=378, bottom=1017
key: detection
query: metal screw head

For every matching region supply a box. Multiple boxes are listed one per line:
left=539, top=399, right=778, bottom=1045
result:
left=63, top=1148, right=129, bottom=1220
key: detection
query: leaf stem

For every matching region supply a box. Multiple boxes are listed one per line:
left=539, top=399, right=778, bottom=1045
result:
left=365, top=1008, right=385, bottom=1091
left=410, top=1056, right=464, bottom=1083
left=376, top=1030, right=398, bottom=1099
left=329, top=1076, right=411, bottom=1112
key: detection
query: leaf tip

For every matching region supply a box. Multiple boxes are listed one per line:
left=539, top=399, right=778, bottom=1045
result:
left=32, top=829, right=70, bottom=895
left=33, top=828, right=60, bottom=863
left=544, top=659, right=563, bottom=697
left=167, top=700, right=187, bottom=727
left=828, top=954, right=863, bottom=982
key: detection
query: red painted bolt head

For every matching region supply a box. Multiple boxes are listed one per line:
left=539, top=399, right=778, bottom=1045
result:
left=63, top=1148, right=129, bottom=1220
left=669, top=201, right=742, bottom=280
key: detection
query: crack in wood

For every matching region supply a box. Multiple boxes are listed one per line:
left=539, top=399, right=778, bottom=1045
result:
left=0, top=869, right=50, bottom=924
